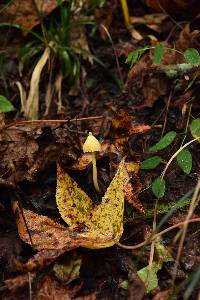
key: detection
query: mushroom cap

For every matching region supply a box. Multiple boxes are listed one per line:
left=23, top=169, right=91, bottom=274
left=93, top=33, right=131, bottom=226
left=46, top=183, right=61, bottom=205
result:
left=83, top=132, right=101, bottom=153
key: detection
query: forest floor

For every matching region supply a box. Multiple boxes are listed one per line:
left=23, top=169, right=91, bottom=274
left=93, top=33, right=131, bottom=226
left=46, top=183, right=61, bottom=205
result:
left=0, top=1, right=200, bottom=299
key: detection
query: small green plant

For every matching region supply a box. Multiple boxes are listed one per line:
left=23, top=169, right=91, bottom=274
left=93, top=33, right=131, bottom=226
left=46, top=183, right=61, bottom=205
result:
left=126, top=44, right=200, bottom=66
left=0, top=95, right=14, bottom=112
left=13, top=0, right=104, bottom=118
left=19, top=0, right=85, bottom=85
left=126, top=44, right=200, bottom=199
left=140, top=119, right=200, bottom=198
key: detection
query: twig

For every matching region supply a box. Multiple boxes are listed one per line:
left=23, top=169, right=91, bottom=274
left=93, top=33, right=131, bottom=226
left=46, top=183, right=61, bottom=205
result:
left=161, top=137, right=200, bottom=180
left=161, top=89, right=173, bottom=137
left=117, top=217, right=200, bottom=250
left=172, top=179, right=200, bottom=284
left=99, top=24, right=124, bottom=88
left=5, top=116, right=104, bottom=128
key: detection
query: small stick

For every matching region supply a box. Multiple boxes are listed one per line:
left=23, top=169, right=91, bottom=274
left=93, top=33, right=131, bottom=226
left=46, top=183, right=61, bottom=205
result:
left=117, top=217, right=200, bottom=250
left=5, top=116, right=104, bottom=128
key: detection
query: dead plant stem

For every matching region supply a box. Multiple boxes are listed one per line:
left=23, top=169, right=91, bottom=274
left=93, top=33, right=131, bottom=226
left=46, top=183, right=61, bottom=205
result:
left=117, top=217, right=200, bottom=250
left=172, top=178, right=200, bottom=285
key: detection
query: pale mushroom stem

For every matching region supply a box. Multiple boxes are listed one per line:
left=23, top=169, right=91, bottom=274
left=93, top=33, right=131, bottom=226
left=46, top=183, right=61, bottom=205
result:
left=92, top=152, right=100, bottom=193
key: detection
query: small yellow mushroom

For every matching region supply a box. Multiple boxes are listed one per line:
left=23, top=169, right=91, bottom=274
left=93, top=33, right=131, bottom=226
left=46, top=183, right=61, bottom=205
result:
left=83, top=132, right=101, bottom=193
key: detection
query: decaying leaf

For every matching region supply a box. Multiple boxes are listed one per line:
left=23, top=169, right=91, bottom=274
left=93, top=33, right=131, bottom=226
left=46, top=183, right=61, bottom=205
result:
left=12, top=201, right=80, bottom=251
left=1, top=0, right=58, bottom=31
left=124, top=171, right=144, bottom=213
left=25, top=42, right=52, bottom=120
left=53, top=252, right=82, bottom=284
left=125, top=55, right=168, bottom=109
left=56, top=157, right=127, bottom=248
left=3, top=272, right=36, bottom=292
left=13, top=158, right=128, bottom=270
left=110, top=110, right=150, bottom=147
left=34, top=274, right=77, bottom=300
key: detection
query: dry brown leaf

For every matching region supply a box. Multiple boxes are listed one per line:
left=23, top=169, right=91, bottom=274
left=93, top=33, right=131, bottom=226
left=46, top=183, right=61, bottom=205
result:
left=124, top=162, right=144, bottom=213
left=3, top=272, right=36, bottom=292
left=67, top=153, right=93, bottom=170
left=130, top=14, right=167, bottom=33
left=13, top=249, right=68, bottom=272
left=34, top=275, right=72, bottom=300
left=176, top=24, right=200, bottom=52
left=146, top=0, right=189, bottom=13
left=110, top=110, right=150, bottom=147
left=25, top=42, right=52, bottom=120
left=125, top=55, right=168, bottom=109
left=12, top=201, right=81, bottom=251
left=95, top=5, right=113, bottom=40
left=1, top=0, right=58, bottom=31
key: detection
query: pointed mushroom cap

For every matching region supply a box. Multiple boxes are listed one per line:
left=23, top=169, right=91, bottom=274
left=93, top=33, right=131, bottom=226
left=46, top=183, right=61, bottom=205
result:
left=83, top=132, right=101, bottom=153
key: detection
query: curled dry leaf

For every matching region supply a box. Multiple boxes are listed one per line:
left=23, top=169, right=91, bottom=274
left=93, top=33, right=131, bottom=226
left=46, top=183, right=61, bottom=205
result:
left=25, top=42, right=52, bottom=120
left=110, top=110, right=150, bottom=147
left=124, top=162, right=144, bottom=213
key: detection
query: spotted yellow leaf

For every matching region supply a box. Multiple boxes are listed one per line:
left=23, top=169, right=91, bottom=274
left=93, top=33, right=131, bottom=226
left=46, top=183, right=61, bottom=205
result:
left=14, top=156, right=127, bottom=264
left=56, top=157, right=127, bottom=249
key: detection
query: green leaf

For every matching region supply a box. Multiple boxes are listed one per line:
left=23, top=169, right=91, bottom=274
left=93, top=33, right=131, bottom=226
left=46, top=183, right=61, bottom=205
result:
left=176, top=149, right=192, bottom=174
left=0, top=95, right=15, bottom=112
left=125, top=50, right=139, bottom=67
left=137, top=262, right=161, bottom=293
left=53, top=254, right=82, bottom=283
left=125, top=46, right=151, bottom=67
left=141, top=156, right=162, bottom=170
left=149, top=131, right=177, bottom=152
left=138, top=241, right=174, bottom=293
left=152, top=177, right=165, bottom=198
left=184, top=48, right=200, bottom=65
left=155, top=241, right=174, bottom=263
left=190, top=118, right=200, bottom=141
left=153, top=44, right=164, bottom=64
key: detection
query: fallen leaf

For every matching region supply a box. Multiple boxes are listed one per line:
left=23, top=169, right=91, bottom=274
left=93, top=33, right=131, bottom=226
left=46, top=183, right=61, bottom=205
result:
left=137, top=240, right=173, bottom=293
left=13, top=158, right=128, bottom=270
left=118, top=161, right=144, bottom=213
left=13, top=249, right=68, bottom=272
left=53, top=252, right=82, bottom=284
left=34, top=275, right=75, bottom=300
left=95, top=5, right=113, bottom=40
left=56, top=157, right=127, bottom=248
left=25, top=42, right=52, bottom=120
left=146, top=0, right=189, bottom=13
left=110, top=110, right=150, bottom=147
left=13, top=201, right=77, bottom=251
left=1, top=0, right=58, bottom=31
left=125, top=55, right=168, bottom=109
left=137, top=262, right=161, bottom=294
left=130, top=14, right=167, bottom=33
left=3, top=272, right=36, bottom=291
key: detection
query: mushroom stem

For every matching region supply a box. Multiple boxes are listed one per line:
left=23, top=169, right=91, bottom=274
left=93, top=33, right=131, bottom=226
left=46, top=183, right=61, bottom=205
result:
left=92, top=152, right=100, bottom=193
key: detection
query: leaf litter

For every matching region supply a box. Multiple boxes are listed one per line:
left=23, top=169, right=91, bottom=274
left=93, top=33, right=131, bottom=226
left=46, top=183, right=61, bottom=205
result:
left=1, top=1, right=200, bottom=298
